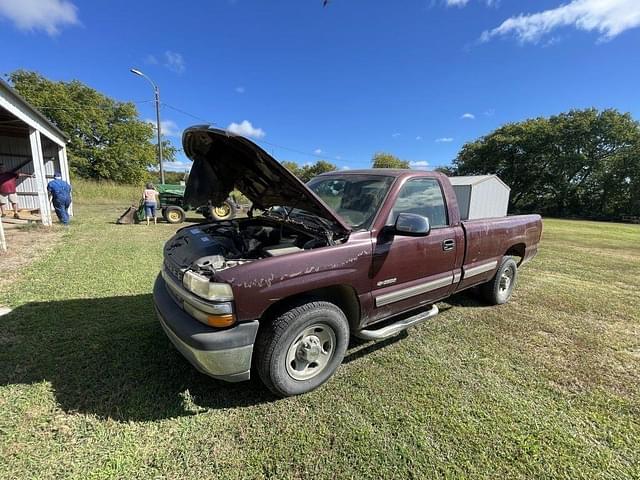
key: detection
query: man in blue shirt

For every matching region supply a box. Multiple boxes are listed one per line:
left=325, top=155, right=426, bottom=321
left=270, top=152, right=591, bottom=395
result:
left=47, top=172, right=72, bottom=225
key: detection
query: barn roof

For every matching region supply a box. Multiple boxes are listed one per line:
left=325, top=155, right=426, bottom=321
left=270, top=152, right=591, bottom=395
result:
left=0, top=78, right=69, bottom=144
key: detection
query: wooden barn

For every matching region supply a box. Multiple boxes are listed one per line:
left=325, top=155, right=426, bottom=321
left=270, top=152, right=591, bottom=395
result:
left=0, top=78, right=70, bottom=226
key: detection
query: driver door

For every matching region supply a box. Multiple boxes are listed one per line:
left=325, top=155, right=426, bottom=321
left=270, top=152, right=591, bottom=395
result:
left=369, top=177, right=459, bottom=323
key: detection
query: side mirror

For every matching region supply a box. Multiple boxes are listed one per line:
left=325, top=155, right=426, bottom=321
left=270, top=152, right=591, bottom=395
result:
left=394, top=212, right=431, bottom=236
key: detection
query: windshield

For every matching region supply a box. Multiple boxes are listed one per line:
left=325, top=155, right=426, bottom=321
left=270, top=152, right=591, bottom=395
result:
left=306, top=174, right=395, bottom=230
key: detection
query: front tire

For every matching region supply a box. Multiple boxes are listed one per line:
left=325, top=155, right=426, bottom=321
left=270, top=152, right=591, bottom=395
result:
left=480, top=257, right=518, bottom=305
left=255, top=301, right=349, bottom=397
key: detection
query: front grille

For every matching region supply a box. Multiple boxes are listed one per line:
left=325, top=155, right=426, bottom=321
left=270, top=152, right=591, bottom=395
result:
left=164, top=259, right=184, bottom=282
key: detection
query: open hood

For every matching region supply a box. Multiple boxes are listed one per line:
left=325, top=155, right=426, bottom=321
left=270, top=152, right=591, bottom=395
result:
left=183, top=126, right=351, bottom=235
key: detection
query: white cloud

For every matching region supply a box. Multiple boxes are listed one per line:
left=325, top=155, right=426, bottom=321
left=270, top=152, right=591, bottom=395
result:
left=235, top=86, right=246, bottom=94
left=160, top=120, right=180, bottom=137
left=416, top=136, right=423, bottom=141
left=435, top=137, right=454, bottom=143
left=445, top=0, right=496, bottom=7
left=227, top=120, right=266, bottom=139
left=146, top=119, right=181, bottom=137
left=392, top=132, right=401, bottom=138
left=0, top=0, right=78, bottom=35
left=314, top=148, right=323, bottom=155
left=446, top=0, right=469, bottom=6
left=461, top=113, right=475, bottom=119
left=144, top=54, right=158, bottom=65
left=340, top=166, right=351, bottom=170
left=164, top=50, right=185, bottom=73
left=163, top=160, right=192, bottom=172
left=481, top=0, right=640, bottom=44
left=484, top=109, right=495, bottom=116
left=410, top=160, right=430, bottom=170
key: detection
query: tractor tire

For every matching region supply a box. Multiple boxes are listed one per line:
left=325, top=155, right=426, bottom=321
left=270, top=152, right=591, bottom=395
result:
left=208, top=200, right=236, bottom=221
left=164, top=206, right=186, bottom=224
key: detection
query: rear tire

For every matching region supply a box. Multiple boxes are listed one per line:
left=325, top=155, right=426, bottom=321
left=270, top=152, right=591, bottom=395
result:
left=208, top=200, right=236, bottom=221
left=255, top=301, right=349, bottom=397
left=480, top=257, right=518, bottom=305
left=164, top=206, right=186, bottom=224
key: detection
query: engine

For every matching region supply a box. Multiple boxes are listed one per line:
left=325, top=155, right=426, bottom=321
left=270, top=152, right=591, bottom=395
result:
left=163, top=217, right=329, bottom=276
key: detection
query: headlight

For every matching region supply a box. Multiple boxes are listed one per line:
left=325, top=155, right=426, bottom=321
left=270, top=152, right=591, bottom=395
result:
left=182, top=270, right=234, bottom=301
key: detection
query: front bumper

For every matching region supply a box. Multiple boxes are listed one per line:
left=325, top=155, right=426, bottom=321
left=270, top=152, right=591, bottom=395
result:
left=153, top=274, right=259, bottom=382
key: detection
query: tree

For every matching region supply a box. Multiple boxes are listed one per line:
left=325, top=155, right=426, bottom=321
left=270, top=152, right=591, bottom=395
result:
left=372, top=152, right=410, bottom=169
left=452, top=108, right=640, bottom=219
left=282, top=161, right=303, bottom=179
left=281, top=160, right=337, bottom=182
left=160, top=170, right=189, bottom=184
left=434, top=166, right=455, bottom=176
left=9, top=70, right=176, bottom=184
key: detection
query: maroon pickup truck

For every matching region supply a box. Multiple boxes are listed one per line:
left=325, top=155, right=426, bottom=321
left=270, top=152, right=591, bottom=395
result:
left=154, top=126, right=542, bottom=396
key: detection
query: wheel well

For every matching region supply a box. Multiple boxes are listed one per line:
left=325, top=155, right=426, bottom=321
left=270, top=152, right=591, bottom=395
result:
left=261, top=285, right=361, bottom=330
left=505, top=243, right=526, bottom=265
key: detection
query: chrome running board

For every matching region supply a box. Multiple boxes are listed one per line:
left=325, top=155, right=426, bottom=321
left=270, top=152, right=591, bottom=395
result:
left=355, top=305, right=439, bottom=341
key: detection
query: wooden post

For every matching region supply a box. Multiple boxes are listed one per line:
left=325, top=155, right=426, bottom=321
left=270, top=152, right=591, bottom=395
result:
left=0, top=217, right=6, bottom=252
left=29, top=128, right=52, bottom=226
left=58, top=145, right=73, bottom=216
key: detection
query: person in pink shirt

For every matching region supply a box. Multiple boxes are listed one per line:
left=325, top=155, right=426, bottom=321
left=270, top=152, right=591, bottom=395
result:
left=0, top=163, right=33, bottom=219
left=142, top=182, right=159, bottom=225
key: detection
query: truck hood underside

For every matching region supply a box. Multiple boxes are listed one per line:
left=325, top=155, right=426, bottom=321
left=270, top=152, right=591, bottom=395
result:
left=183, top=126, right=350, bottom=236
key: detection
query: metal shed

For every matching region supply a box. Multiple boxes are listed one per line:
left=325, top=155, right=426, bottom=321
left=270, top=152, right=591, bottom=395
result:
left=449, top=175, right=510, bottom=220
left=0, top=78, right=70, bottom=226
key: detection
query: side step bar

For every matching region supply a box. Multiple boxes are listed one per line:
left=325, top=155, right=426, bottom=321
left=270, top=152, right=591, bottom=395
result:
left=354, top=305, right=439, bottom=341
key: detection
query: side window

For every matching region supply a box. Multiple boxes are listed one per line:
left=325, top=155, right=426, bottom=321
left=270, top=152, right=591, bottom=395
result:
left=388, top=178, right=448, bottom=227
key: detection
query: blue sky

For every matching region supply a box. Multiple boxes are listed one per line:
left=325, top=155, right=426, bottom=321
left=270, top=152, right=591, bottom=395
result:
left=1, top=0, right=639, bottom=171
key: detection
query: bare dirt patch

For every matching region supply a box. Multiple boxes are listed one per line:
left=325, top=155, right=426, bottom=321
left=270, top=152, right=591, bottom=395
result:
left=0, top=223, right=64, bottom=295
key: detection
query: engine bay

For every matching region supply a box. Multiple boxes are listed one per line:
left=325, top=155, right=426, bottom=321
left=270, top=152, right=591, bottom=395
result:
left=164, top=216, right=333, bottom=276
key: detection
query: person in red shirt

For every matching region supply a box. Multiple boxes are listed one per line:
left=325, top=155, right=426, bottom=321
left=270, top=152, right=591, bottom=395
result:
left=0, top=163, right=33, bottom=219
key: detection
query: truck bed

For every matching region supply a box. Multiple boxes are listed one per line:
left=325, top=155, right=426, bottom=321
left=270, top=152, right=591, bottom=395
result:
left=456, top=214, right=542, bottom=291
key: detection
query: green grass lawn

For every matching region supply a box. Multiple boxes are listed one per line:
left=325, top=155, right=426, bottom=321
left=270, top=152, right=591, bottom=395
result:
left=1, top=203, right=639, bottom=479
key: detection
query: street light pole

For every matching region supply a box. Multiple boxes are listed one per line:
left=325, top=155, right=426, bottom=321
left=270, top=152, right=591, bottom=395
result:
left=130, top=68, right=165, bottom=184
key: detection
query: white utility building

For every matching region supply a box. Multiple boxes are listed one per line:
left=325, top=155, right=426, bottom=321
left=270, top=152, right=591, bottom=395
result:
left=449, top=175, right=510, bottom=220
left=0, top=78, right=70, bottom=226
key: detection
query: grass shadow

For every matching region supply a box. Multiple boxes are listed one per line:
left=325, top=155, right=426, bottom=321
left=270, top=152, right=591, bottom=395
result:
left=442, top=289, right=487, bottom=308
left=345, top=331, right=408, bottom=364
left=1, top=295, right=443, bottom=422
left=0, top=295, right=276, bottom=421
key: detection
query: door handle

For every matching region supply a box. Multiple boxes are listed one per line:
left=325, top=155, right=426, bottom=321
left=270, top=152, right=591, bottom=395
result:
left=442, top=239, right=455, bottom=251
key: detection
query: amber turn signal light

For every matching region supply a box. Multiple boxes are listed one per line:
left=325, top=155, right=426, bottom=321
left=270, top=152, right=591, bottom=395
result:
left=206, top=314, right=236, bottom=328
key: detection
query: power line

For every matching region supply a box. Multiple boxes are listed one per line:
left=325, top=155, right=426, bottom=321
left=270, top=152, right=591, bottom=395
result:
left=162, top=102, right=353, bottom=164
left=161, top=103, right=454, bottom=169
left=10, top=98, right=454, bottom=170
left=162, top=102, right=215, bottom=125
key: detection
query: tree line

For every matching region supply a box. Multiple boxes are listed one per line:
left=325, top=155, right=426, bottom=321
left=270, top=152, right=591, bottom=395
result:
left=7, top=70, right=639, bottom=218
left=451, top=109, right=640, bottom=219
left=8, top=70, right=176, bottom=184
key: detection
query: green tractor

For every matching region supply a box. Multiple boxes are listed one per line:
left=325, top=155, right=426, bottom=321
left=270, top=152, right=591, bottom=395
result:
left=143, top=184, right=238, bottom=224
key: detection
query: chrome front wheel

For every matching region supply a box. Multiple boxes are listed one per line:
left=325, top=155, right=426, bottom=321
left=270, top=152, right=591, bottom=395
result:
left=285, top=323, right=336, bottom=381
